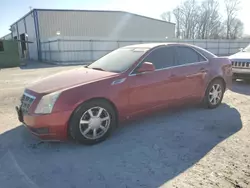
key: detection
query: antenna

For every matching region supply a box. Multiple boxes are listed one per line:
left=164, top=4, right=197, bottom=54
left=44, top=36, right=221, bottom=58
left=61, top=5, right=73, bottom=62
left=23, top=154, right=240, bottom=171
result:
left=29, top=6, right=34, bottom=17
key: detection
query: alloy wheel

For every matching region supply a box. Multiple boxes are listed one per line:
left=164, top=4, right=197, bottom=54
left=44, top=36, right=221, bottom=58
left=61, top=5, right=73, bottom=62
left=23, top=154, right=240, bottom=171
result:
left=208, top=84, right=223, bottom=105
left=79, top=106, right=111, bottom=140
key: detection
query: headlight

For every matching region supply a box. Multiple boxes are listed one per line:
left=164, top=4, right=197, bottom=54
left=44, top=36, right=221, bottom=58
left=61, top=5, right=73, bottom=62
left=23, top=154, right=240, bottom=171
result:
left=35, top=91, right=61, bottom=114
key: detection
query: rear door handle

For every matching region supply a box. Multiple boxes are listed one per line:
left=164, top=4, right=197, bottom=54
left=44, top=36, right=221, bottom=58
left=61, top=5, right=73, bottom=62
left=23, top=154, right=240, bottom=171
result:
left=200, top=68, right=207, bottom=73
left=186, top=68, right=207, bottom=78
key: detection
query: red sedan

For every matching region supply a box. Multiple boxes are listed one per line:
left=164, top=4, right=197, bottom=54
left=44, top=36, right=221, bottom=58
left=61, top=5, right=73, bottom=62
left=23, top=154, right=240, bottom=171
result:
left=16, top=43, right=232, bottom=145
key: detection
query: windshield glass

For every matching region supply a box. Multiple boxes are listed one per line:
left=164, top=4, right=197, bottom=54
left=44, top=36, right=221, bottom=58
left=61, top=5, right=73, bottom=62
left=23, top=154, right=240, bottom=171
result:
left=243, top=44, right=250, bottom=52
left=88, top=48, right=148, bottom=73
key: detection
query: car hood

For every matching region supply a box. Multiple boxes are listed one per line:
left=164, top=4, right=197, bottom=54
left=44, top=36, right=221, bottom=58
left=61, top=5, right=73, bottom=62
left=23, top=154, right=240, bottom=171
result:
left=229, top=52, right=250, bottom=60
left=27, top=67, right=118, bottom=94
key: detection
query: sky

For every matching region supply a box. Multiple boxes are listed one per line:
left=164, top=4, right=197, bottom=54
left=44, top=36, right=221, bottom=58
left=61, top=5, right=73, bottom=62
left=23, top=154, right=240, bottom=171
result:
left=0, top=0, right=250, bottom=37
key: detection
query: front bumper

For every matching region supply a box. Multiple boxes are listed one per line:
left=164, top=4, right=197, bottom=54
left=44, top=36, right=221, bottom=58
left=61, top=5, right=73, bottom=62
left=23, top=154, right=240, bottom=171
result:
left=232, top=68, right=250, bottom=79
left=16, top=106, right=72, bottom=141
left=232, top=68, right=250, bottom=74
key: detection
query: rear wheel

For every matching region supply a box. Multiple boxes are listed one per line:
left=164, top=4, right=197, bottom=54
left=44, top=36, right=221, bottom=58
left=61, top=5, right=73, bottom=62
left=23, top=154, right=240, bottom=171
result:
left=203, top=79, right=225, bottom=109
left=69, top=100, right=117, bottom=145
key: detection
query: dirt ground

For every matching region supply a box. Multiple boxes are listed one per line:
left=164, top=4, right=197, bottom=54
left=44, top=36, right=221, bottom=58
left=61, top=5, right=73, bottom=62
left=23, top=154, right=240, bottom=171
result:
left=0, top=62, right=249, bottom=188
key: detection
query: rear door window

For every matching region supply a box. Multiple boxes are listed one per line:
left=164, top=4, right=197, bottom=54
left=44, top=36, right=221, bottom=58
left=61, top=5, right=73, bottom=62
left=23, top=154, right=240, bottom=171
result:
left=176, top=47, right=206, bottom=66
left=194, top=47, right=216, bottom=59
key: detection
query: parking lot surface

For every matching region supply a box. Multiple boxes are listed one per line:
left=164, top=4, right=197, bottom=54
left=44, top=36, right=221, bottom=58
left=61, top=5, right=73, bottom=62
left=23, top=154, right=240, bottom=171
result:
left=0, top=63, right=250, bottom=188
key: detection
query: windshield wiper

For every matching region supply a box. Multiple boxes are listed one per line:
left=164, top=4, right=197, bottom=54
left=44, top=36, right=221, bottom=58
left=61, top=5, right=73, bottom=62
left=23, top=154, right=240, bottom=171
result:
left=91, top=67, right=105, bottom=71
left=83, top=65, right=104, bottom=71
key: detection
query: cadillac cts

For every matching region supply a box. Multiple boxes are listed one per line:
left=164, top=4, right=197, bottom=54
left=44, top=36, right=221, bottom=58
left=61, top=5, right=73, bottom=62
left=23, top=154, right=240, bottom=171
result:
left=16, top=43, right=232, bottom=145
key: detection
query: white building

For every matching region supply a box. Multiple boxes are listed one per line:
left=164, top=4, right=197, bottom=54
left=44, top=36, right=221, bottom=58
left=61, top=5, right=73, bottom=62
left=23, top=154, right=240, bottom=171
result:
left=8, top=9, right=175, bottom=63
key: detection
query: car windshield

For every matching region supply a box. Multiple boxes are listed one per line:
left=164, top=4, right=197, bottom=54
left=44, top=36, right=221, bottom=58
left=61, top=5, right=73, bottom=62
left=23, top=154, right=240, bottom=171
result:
left=87, top=48, right=148, bottom=73
left=243, top=44, right=250, bottom=52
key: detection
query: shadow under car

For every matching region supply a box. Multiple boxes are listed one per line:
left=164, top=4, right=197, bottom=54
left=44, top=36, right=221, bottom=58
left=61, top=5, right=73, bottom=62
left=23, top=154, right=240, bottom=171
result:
left=0, top=103, right=242, bottom=188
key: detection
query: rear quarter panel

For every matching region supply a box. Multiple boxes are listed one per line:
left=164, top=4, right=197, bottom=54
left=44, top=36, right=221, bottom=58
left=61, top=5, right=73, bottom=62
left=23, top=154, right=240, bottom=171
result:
left=208, top=57, right=233, bottom=90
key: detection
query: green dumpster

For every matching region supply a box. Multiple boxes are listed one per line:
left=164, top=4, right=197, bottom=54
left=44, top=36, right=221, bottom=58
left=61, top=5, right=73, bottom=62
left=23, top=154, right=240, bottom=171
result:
left=0, top=40, right=20, bottom=68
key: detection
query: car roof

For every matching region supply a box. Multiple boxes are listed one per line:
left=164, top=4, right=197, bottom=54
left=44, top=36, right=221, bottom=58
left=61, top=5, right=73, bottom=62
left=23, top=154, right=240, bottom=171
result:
left=122, top=43, right=196, bottom=49
left=121, top=42, right=217, bottom=59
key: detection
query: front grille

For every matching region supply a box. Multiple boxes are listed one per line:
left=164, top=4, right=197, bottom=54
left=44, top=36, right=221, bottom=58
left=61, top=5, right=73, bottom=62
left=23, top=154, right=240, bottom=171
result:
left=232, top=61, right=250, bottom=68
left=20, top=92, right=36, bottom=114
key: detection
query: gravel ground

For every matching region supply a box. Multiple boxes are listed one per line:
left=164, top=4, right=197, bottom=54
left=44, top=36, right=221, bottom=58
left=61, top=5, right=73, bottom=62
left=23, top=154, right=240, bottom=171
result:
left=0, top=62, right=249, bottom=188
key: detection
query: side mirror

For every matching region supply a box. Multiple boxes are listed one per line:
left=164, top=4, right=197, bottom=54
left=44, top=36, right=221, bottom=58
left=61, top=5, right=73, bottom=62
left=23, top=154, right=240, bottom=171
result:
left=239, top=48, right=243, bottom=52
left=137, top=62, right=155, bottom=74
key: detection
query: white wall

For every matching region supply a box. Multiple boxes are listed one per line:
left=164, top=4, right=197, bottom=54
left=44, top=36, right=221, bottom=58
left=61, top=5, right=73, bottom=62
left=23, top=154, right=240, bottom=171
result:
left=16, top=19, right=26, bottom=57
left=25, top=12, right=38, bottom=60
left=178, top=39, right=250, bottom=55
left=10, top=11, right=38, bottom=60
left=41, top=39, right=61, bottom=62
left=40, top=37, right=250, bottom=64
left=11, top=24, right=18, bottom=39
left=37, top=10, right=175, bottom=40
left=17, top=19, right=26, bottom=35
left=9, top=9, right=175, bottom=62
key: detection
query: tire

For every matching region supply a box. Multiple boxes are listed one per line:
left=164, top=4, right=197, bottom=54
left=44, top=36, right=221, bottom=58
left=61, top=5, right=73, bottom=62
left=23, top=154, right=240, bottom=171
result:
left=203, top=79, right=225, bottom=109
left=69, top=100, right=117, bottom=145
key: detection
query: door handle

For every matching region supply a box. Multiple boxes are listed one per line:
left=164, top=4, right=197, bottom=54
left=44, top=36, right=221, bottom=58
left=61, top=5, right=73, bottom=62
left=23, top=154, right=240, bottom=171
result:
left=186, top=69, right=206, bottom=78
left=200, top=68, right=207, bottom=73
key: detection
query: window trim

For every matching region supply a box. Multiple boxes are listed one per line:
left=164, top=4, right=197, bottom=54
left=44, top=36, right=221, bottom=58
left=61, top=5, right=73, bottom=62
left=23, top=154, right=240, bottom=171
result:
left=191, top=47, right=208, bottom=62
left=194, top=46, right=217, bottom=59
left=129, top=45, right=208, bottom=76
left=129, top=45, right=175, bottom=76
left=189, top=47, right=208, bottom=62
left=174, top=46, right=208, bottom=66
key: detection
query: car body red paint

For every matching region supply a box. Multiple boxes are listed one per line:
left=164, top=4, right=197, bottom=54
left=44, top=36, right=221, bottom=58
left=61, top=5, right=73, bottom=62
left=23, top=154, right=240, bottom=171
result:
left=16, top=43, right=232, bottom=141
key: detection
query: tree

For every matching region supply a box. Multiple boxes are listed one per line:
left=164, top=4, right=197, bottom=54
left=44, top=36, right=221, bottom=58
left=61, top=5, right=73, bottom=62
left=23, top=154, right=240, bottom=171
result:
left=161, top=11, right=172, bottom=22
left=179, top=0, right=199, bottom=39
left=242, top=34, right=250, bottom=39
left=229, top=18, right=244, bottom=39
left=160, top=0, right=244, bottom=39
left=172, top=7, right=181, bottom=38
left=224, top=0, right=241, bottom=39
left=197, top=0, right=222, bottom=39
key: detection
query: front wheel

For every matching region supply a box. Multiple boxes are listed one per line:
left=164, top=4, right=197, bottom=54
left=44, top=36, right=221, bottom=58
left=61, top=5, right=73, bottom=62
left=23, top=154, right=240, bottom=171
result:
left=69, top=100, right=117, bottom=145
left=203, top=79, right=225, bottom=109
